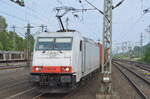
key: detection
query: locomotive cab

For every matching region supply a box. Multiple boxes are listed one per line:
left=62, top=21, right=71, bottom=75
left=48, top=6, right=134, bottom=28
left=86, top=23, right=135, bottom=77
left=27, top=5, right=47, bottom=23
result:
left=31, top=31, right=82, bottom=93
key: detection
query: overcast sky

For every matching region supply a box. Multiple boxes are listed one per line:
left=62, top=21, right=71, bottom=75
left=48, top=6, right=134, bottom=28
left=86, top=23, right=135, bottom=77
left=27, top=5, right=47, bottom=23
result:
left=0, top=0, right=150, bottom=50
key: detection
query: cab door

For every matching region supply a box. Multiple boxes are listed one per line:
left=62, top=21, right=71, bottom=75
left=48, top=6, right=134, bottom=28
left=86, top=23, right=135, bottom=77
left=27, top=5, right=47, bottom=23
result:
left=80, top=40, right=85, bottom=75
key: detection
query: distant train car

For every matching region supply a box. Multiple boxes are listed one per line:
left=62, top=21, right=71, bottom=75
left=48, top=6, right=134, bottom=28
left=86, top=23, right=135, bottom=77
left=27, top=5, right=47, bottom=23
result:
left=30, top=31, right=101, bottom=93
left=0, top=51, right=25, bottom=62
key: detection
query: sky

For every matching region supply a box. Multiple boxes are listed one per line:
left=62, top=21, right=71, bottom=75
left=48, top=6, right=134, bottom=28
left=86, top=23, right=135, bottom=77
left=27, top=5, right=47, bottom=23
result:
left=0, top=0, right=150, bottom=51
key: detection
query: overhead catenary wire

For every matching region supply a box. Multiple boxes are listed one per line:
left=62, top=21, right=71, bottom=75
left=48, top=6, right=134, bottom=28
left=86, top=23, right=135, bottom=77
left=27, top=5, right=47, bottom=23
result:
left=0, top=10, right=39, bottom=27
left=25, top=0, right=54, bottom=22
left=116, top=0, right=149, bottom=43
left=25, top=1, right=51, bottom=24
left=116, top=13, right=144, bottom=43
left=113, top=0, right=150, bottom=47
left=4, top=0, right=50, bottom=20
left=0, top=10, right=29, bottom=23
left=56, top=0, right=63, bottom=6
left=76, top=0, right=102, bottom=40
left=0, top=0, right=51, bottom=27
left=114, top=0, right=146, bottom=43
left=0, top=2, right=38, bottom=26
left=141, top=0, right=144, bottom=15
left=80, top=0, right=104, bottom=15
left=25, top=2, right=52, bottom=30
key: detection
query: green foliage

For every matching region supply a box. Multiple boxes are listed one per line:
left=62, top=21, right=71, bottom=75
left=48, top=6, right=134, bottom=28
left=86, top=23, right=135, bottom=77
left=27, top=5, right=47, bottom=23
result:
left=0, top=16, right=34, bottom=51
left=0, top=31, right=34, bottom=51
left=143, top=45, right=150, bottom=63
left=0, top=42, right=3, bottom=49
left=0, top=16, right=7, bottom=32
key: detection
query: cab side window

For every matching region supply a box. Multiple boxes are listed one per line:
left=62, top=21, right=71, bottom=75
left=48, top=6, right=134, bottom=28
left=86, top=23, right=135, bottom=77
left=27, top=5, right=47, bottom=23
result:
left=80, top=40, right=82, bottom=51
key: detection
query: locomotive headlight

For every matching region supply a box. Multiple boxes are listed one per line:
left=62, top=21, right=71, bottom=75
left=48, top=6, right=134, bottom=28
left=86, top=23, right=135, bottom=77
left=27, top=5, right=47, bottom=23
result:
left=65, top=67, right=70, bottom=72
left=61, top=67, right=72, bottom=73
left=32, top=66, right=43, bottom=72
left=35, top=67, right=39, bottom=71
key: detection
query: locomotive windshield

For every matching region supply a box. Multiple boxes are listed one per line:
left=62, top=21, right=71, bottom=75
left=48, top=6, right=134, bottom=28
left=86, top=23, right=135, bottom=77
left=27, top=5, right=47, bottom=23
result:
left=36, top=37, right=72, bottom=50
left=55, top=38, right=72, bottom=50
left=36, top=38, right=54, bottom=50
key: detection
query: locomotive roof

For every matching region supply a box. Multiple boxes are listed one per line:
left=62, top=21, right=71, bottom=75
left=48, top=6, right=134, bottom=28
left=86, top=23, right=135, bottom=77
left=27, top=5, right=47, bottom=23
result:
left=34, top=31, right=80, bottom=38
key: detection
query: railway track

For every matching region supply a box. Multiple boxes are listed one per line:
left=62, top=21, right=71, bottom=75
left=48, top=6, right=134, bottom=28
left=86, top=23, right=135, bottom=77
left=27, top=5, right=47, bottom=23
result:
left=4, top=71, right=99, bottom=99
left=32, top=93, right=68, bottom=99
left=0, top=60, right=31, bottom=70
left=32, top=85, right=81, bottom=99
left=114, top=59, right=150, bottom=72
left=0, top=78, right=29, bottom=90
left=113, top=61, right=150, bottom=84
left=131, top=62, right=150, bottom=72
left=0, top=79, right=32, bottom=99
left=0, top=75, right=31, bottom=98
left=113, top=61, right=150, bottom=99
left=0, top=67, right=32, bottom=99
left=0, top=65, right=28, bottom=70
left=0, top=60, right=27, bottom=63
left=5, top=87, right=37, bottom=99
left=3, top=81, right=81, bottom=99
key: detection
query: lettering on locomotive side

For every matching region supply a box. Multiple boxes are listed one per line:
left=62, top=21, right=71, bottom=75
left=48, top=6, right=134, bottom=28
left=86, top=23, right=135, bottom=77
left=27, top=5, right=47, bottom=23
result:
left=49, top=52, right=59, bottom=57
left=47, top=67, right=57, bottom=70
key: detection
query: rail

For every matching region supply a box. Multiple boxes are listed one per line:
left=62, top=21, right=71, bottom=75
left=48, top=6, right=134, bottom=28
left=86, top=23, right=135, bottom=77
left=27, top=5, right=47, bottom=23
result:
left=113, top=61, right=150, bottom=99
left=0, top=59, right=27, bottom=63
left=113, top=59, right=150, bottom=72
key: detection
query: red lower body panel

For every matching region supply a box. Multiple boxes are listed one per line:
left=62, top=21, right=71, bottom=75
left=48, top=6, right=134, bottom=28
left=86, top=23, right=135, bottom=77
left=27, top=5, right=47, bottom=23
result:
left=32, top=66, right=72, bottom=73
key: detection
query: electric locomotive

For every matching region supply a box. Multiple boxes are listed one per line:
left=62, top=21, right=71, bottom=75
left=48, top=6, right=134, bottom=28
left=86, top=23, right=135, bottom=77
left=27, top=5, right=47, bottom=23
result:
left=30, top=30, right=101, bottom=93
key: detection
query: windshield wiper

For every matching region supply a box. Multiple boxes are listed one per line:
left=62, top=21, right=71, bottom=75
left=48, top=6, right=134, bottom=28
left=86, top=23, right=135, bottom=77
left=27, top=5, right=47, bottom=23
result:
left=42, top=49, right=47, bottom=53
left=58, top=49, right=63, bottom=53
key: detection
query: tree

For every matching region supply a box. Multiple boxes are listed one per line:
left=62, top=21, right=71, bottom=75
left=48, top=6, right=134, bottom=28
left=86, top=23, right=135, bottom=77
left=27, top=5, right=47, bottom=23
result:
left=0, top=31, right=10, bottom=50
left=0, top=16, right=7, bottom=32
left=133, top=46, right=141, bottom=57
left=0, top=42, right=3, bottom=49
left=143, top=45, right=150, bottom=63
left=0, top=16, right=34, bottom=51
